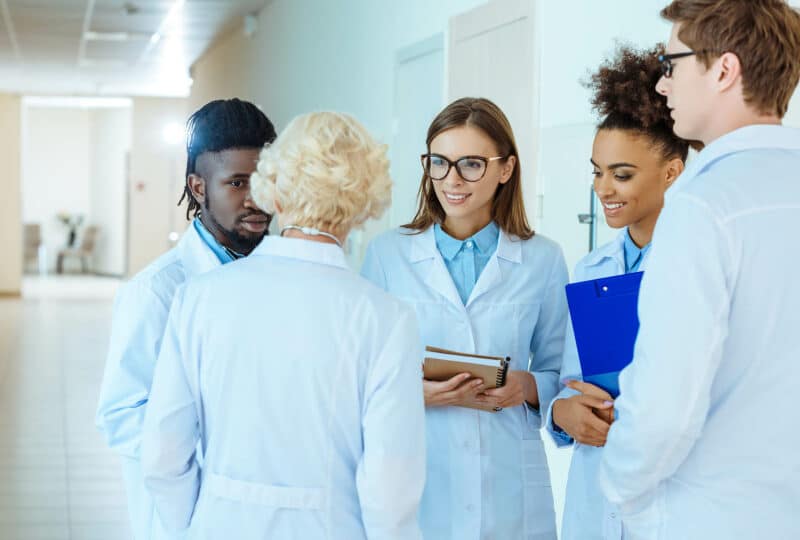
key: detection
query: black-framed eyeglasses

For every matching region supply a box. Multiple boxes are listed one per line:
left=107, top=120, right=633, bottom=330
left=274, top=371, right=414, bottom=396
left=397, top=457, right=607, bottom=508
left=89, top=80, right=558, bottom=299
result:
left=657, top=51, right=703, bottom=78
left=421, top=153, right=507, bottom=182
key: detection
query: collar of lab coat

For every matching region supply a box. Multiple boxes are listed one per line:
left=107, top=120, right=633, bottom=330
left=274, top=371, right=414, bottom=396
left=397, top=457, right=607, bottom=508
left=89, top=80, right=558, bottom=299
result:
left=409, top=225, right=522, bottom=264
left=671, top=124, right=800, bottom=196
left=582, top=228, right=627, bottom=270
left=408, top=225, right=522, bottom=309
left=178, top=219, right=225, bottom=277
left=250, top=236, right=349, bottom=270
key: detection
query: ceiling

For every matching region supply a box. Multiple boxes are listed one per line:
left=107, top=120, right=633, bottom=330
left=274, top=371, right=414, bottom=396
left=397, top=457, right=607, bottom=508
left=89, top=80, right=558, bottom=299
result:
left=0, top=0, right=267, bottom=97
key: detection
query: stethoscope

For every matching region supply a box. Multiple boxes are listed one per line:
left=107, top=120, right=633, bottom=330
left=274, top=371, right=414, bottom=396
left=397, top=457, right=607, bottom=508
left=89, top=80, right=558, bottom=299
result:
left=280, top=225, right=343, bottom=248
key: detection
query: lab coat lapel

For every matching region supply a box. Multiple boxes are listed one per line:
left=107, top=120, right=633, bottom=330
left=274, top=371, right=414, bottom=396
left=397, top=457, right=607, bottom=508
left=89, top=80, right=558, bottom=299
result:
left=178, top=220, right=223, bottom=278
left=409, top=227, right=465, bottom=310
left=466, top=229, right=519, bottom=306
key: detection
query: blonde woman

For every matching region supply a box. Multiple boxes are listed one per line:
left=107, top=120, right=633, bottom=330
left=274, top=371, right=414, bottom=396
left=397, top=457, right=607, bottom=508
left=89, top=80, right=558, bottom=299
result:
left=141, top=112, right=426, bottom=540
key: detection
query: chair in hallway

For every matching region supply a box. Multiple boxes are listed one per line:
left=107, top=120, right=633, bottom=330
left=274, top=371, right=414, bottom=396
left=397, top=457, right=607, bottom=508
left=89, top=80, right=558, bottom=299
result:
left=23, top=223, right=42, bottom=274
left=56, top=225, right=98, bottom=274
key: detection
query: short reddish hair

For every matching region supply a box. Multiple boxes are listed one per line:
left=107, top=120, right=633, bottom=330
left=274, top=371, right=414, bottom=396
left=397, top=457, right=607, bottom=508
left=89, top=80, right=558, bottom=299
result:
left=661, top=0, right=800, bottom=117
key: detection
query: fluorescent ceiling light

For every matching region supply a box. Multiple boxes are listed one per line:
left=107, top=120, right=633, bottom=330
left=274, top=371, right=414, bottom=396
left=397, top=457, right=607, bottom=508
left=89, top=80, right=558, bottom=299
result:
left=84, top=31, right=150, bottom=42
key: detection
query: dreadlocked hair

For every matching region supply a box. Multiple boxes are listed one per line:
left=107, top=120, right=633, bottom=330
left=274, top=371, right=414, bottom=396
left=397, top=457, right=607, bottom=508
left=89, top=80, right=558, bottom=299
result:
left=178, top=98, right=277, bottom=220
left=586, top=43, right=695, bottom=160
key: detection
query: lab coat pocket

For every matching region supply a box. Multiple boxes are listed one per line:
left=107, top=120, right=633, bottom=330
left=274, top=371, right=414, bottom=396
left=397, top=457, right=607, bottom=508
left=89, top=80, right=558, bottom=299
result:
left=190, top=473, right=326, bottom=539
left=204, top=473, right=324, bottom=509
left=520, top=439, right=556, bottom=537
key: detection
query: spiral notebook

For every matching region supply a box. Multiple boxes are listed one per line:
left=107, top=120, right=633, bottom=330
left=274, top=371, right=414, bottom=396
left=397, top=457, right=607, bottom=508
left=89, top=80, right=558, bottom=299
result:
left=423, top=346, right=510, bottom=412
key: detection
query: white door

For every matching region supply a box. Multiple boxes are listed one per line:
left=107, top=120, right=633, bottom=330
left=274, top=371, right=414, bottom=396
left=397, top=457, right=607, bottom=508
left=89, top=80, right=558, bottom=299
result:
left=447, top=0, right=540, bottom=227
left=448, top=0, right=570, bottom=533
left=390, top=34, right=445, bottom=228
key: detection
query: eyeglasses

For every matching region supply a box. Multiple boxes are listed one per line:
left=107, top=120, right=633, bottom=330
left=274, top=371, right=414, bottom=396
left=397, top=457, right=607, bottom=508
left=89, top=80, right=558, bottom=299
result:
left=657, top=51, right=702, bottom=78
left=421, top=153, right=507, bottom=182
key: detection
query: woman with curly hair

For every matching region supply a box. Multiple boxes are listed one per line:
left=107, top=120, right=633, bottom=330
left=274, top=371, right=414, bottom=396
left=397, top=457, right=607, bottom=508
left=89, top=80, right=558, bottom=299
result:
left=544, top=45, right=692, bottom=540
left=140, top=112, right=427, bottom=539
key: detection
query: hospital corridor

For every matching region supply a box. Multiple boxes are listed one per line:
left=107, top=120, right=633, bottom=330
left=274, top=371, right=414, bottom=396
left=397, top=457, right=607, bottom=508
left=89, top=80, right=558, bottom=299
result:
left=2, top=0, right=800, bottom=539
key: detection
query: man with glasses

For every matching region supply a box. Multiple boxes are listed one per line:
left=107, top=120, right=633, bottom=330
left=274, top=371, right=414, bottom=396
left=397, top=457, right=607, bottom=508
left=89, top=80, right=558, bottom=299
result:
left=598, top=1, right=800, bottom=539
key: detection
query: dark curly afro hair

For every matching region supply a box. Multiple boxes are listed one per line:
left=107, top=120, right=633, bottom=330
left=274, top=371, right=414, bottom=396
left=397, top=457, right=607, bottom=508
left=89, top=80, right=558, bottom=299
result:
left=586, top=43, right=693, bottom=160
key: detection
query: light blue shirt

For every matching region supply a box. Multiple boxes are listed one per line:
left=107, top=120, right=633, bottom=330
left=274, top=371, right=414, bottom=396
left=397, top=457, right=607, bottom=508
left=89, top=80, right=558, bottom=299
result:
left=193, top=218, right=241, bottom=264
left=362, top=226, right=568, bottom=540
left=142, top=237, right=426, bottom=539
left=599, top=125, right=800, bottom=540
left=433, top=221, right=499, bottom=304
left=622, top=230, right=650, bottom=273
left=545, top=228, right=642, bottom=540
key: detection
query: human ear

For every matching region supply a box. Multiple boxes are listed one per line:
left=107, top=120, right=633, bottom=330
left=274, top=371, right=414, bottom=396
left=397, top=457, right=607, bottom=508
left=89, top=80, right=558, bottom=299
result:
left=187, top=174, right=206, bottom=204
left=664, top=157, right=685, bottom=189
left=716, top=52, right=742, bottom=93
left=499, top=155, right=516, bottom=184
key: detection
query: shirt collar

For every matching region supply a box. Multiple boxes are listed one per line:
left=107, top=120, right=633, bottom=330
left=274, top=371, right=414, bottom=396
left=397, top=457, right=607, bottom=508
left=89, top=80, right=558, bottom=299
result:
left=583, top=228, right=628, bottom=268
left=671, top=124, right=800, bottom=196
left=623, top=229, right=651, bottom=271
left=433, top=221, right=499, bottom=261
left=251, top=236, right=349, bottom=270
left=193, top=219, right=243, bottom=264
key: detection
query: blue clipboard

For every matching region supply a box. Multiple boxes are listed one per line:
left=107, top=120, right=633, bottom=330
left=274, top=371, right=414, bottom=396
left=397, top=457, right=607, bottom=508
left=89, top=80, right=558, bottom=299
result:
left=564, top=271, right=643, bottom=398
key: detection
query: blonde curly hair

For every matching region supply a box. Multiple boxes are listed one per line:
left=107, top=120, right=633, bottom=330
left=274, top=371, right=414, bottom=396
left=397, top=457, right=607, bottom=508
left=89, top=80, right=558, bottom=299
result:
left=250, top=111, right=392, bottom=233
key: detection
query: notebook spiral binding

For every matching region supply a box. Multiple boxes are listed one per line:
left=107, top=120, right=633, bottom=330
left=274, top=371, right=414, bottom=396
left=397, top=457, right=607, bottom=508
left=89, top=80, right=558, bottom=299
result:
left=497, top=358, right=511, bottom=388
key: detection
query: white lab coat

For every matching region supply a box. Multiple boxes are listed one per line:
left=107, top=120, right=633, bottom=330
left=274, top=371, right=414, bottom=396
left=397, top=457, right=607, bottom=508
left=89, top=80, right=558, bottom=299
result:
left=96, top=221, right=220, bottom=539
left=362, top=226, right=568, bottom=540
left=599, top=125, right=800, bottom=539
left=544, top=229, right=643, bottom=540
left=141, top=236, right=427, bottom=540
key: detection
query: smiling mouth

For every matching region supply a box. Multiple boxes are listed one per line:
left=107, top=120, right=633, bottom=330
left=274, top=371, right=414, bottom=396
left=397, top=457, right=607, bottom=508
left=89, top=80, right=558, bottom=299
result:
left=603, top=202, right=626, bottom=210
left=444, top=192, right=470, bottom=203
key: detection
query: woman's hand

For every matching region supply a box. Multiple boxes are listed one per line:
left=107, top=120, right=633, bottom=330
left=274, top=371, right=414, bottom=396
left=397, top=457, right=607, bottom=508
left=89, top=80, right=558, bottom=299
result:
left=475, top=370, right=538, bottom=410
left=551, top=381, right=615, bottom=447
left=423, top=373, right=484, bottom=407
left=566, top=380, right=615, bottom=424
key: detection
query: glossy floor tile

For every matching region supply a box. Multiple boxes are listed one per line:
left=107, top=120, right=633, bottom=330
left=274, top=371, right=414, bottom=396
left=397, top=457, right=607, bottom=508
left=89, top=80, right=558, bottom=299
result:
left=0, top=276, right=131, bottom=540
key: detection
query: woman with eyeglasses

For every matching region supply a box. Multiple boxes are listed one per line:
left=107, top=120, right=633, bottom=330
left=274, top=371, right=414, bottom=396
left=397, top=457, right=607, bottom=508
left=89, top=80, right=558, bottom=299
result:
left=361, top=97, right=568, bottom=539
left=544, top=45, right=693, bottom=540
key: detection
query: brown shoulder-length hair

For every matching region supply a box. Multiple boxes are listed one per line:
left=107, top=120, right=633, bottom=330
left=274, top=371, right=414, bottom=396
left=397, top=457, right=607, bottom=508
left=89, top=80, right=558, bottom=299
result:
left=403, top=97, right=534, bottom=240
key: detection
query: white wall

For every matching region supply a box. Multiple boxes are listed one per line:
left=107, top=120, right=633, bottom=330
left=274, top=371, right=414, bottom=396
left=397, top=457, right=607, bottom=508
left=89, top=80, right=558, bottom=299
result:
left=0, top=93, right=22, bottom=294
left=127, top=97, right=187, bottom=276
left=21, top=107, right=92, bottom=272
left=88, top=107, right=132, bottom=275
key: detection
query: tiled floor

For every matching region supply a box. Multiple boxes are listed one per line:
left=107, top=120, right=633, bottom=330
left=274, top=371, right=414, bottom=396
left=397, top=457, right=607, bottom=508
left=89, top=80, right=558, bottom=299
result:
left=0, top=276, right=131, bottom=540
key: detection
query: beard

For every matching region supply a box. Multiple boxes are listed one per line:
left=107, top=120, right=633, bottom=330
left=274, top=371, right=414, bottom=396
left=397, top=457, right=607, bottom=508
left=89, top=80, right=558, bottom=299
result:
left=202, top=197, right=270, bottom=255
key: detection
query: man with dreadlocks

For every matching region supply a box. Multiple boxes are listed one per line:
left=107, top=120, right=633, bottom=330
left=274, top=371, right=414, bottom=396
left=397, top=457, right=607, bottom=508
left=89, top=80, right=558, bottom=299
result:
left=96, top=98, right=276, bottom=540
